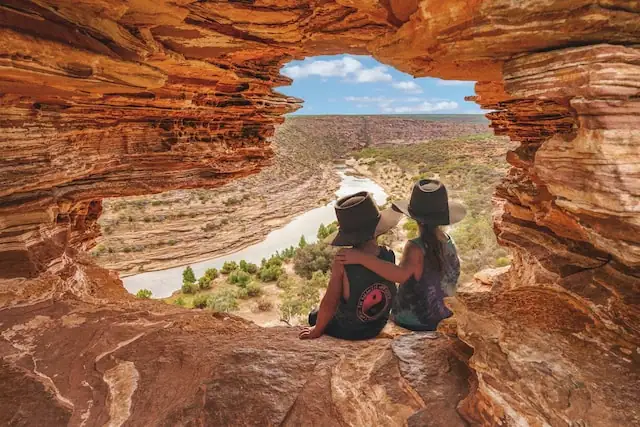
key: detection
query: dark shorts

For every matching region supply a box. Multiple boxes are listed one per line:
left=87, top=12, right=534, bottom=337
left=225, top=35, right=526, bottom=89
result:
left=308, top=309, right=384, bottom=341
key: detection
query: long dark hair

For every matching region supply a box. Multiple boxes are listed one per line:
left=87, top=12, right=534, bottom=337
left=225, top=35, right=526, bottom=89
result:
left=418, top=223, right=445, bottom=273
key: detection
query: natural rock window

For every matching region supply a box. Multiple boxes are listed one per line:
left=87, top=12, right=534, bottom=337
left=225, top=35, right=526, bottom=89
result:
left=0, top=2, right=637, bottom=426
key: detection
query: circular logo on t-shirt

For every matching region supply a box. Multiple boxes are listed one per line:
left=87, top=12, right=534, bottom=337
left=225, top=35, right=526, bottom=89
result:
left=356, top=283, right=392, bottom=322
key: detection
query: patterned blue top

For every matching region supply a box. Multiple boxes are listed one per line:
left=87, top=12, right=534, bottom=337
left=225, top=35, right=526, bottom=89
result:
left=391, top=235, right=460, bottom=331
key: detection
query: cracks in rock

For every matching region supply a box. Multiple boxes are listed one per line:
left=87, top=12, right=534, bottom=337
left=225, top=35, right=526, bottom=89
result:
left=32, top=356, right=76, bottom=411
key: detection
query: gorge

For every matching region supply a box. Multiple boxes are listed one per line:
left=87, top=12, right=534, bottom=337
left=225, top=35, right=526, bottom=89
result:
left=0, top=1, right=638, bottom=426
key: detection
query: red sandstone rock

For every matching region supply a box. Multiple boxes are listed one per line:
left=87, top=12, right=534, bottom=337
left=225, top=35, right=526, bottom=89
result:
left=0, top=1, right=638, bottom=426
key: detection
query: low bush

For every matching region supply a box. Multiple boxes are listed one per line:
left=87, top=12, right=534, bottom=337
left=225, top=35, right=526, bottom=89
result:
left=239, top=260, right=258, bottom=274
left=279, top=281, right=320, bottom=324
left=181, top=282, right=198, bottom=294
left=403, top=220, right=419, bottom=239
left=173, top=297, right=185, bottom=306
left=192, top=294, right=210, bottom=309
left=258, top=265, right=283, bottom=282
left=276, top=274, right=297, bottom=290
left=221, top=261, right=238, bottom=274
left=207, top=288, right=239, bottom=312
left=494, top=257, right=511, bottom=267
left=255, top=299, right=274, bottom=312
left=293, top=242, right=336, bottom=279
left=198, top=276, right=212, bottom=290
left=135, top=289, right=152, bottom=299
left=204, top=268, right=219, bottom=280
left=228, top=270, right=252, bottom=287
left=246, top=281, right=262, bottom=297
left=307, top=271, right=329, bottom=289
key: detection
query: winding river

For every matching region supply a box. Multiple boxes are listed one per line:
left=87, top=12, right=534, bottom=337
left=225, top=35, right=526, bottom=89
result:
left=124, top=169, right=388, bottom=298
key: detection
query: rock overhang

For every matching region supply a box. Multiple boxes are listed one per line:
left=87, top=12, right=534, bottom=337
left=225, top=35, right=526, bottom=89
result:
left=0, top=1, right=638, bottom=425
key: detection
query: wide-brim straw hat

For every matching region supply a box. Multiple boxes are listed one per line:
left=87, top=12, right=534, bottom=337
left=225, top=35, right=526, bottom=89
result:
left=327, top=191, right=402, bottom=247
left=392, top=179, right=466, bottom=225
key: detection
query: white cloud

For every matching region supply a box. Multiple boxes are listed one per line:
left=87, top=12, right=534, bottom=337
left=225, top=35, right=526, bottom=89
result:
left=282, top=57, right=392, bottom=83
left=344, top=96, right=389, bottom=103
left=391, top=81, right=423, bottom=93
left=353, top=66, right=393, bottom=83
left=381, top=100, right=459, bottom=114
left=437, top=80, right=474, bottom=86
left=282, top=57, right=362, bottom=79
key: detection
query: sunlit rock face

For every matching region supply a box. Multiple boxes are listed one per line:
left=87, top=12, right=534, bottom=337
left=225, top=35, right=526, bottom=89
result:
left=459, top=44, right=640, bottom=425
left=0, top=1, right=638, bottom=426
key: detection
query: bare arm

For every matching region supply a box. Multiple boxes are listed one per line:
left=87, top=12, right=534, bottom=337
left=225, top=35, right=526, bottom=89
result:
left=299, top=258, right=343, bottom=339
left=335, top=243, right=422, bottom=284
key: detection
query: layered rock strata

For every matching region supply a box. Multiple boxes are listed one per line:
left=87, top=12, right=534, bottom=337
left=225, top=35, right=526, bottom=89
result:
left=458, top=45, right=639, bottom=426
left=0, top=1, right=639, bottom=426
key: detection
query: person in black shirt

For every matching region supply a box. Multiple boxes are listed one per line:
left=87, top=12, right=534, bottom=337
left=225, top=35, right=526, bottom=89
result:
left=299, top=191, right=401, bottom=340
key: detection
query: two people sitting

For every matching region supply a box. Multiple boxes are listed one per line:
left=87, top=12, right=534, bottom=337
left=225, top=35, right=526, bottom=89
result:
left=299, top=179, right=465, bottom=340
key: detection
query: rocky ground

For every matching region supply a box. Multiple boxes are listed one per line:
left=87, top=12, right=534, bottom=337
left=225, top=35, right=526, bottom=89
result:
left=0, top=287, right=475, bottom=427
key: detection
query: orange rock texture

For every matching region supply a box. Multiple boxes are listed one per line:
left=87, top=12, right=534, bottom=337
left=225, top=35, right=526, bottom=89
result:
left=0, top=1, right=638, bottom=426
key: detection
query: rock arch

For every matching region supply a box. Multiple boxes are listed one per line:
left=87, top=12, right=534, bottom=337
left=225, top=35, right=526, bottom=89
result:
left=0, top=1, right=638, bottom=425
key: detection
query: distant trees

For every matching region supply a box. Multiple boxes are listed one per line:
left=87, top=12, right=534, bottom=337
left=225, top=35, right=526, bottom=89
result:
left=239, top=260, right=258, bottom=274
left=221, top=261, right=238, bottom=274
left=316, top=222, right=338, bottom=240
left=182, top=266, right=198, bottom=293
left=183, top=266, right=196, bottom=285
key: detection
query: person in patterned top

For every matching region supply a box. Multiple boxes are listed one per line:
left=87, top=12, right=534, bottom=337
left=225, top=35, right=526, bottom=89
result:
left=336, top=179, right=465, bottom=331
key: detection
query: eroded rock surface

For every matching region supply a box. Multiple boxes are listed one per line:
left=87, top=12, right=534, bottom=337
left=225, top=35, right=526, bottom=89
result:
left=0, top=1, right=638, bottom=426
left=0, top=292, right=471, bottom=426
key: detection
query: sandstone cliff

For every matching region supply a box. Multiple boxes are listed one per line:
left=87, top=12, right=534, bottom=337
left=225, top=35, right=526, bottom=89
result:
left=0, top=1, right=638, bottom=426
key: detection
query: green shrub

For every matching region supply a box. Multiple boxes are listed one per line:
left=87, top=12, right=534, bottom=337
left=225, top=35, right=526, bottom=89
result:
left=239, top=260, right=258, bottom=274
left=280, top=246, right=297, bottom=259
left=204, top=268, right=219, bottom=280
left=279, top=282, right=320, bottom=324
left=235, top=286, right=249, bottom=299
left=261, top=255, right=283, bottom=268
left=182, top=266, right=196, bottom=285
left=403, top=220, right=419, bottom=239
left=135, top=289, right=152, bottom=299
left=181, top=282, right=198, bottom=294
left=307, top=271, right=329, bottom=289
left=246, top=282, right=262, bottom=297
left=276, top=273, right=297, bottom=290
left=207, top=288, right=239, bottom=312
left=317, top=222, right=338, bottom=240
left=298, top=235, right=308, bottom=249
left=228, top=270, right=252, bottom=287
left=293, top=242, right=336, bottom=279
left=258, top=265, right=283, bottom=282
left=193, top=294, right=210, bottom=309
left=494, top=257, right=511, bottom=267
left=198, top=275, right=212, bottom=290
left=221, top=261, right=238, bottom=274
left=173, top=297, right=185, bottom=306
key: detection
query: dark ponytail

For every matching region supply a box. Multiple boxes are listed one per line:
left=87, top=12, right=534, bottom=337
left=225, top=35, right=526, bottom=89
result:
left=419, top=224, right=445, bottom=273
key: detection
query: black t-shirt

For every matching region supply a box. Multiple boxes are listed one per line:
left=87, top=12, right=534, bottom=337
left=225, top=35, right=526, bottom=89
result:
left=329, top=247, right=396, bottom=339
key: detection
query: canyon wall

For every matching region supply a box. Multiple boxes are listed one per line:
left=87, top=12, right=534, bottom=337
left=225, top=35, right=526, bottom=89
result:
left=0, top=1, right=638, bottom=426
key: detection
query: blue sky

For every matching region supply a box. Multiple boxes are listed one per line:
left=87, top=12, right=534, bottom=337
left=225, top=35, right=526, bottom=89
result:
left=278, top=55, right=482, bottom=115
